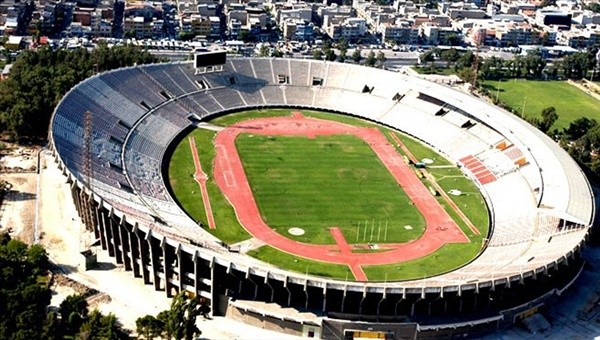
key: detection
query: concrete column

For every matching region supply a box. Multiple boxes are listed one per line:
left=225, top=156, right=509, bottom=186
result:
left=341, top=285, right=347, bottom=313
left=264, top=274, right=274, bottom=302
left=91, top=200, right=101, bottom=240
left=162, top=237, right=172, bottom=297
left=147, top=231, right=161, bottom=291
left=97, top=209, right=108, bottom=251
left=209, top=257, right=215, bottom=318
left=193, top=251, right=200, bottom=296
left=322, top=285, right=327, bottom=312
left=358, top=287, right=367, bottom=315
left=130, top=223, right=141, bottom=278
left=136, top=226, right=151, bottom=284
left=117, top=219, right=130, bottom=270
left=70, top=183, right=81, bottom=215
left=105, top=209, right=116, bottom=257
left=246, top=270, right=258, bottom=300
left=410, top=298, right=421, bottom=317
left=377, top=289, right=387, bottom=316
left=110, top=214, right=123, bottom=264
left=177, top=245, right=184, bottom=294
left=284, top=277, right=291, bottom=307
left=304, top=280, right=309, bottom=309
left=395, top=298, right=403, bottom=316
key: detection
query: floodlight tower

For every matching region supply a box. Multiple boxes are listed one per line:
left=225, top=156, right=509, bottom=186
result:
left=80, top=110, right=95, bottom=233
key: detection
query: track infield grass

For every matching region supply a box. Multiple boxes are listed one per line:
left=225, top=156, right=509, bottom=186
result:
left=247, top=246, right=353, bottom=280
left=481, top=79, right=600, bottom=131
left=169, top=109, right=490, bottom=280
left=235, top=133, right=426, bottom=245
left=168, top=129, right=251, bottom=244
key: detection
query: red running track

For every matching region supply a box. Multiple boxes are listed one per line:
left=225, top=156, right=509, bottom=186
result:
left=330, top=227, right=367, bottom=280
left=188, top=136, right=216, bottom=229
left=212, top=114, right=469, bottom=280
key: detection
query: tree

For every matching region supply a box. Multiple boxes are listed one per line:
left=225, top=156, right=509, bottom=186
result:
left=440, top=48, right=460, bottom=68
left=271, top=49, right=283, bottom=58
left=239, top=30, right=254, bottom=43
left=563, top=117, right=597, bottom=141
left=523, top=49, right=546, bottom=77
left=561, top=52, right=591, bottom=78
left=376, top=51, right=386, bottom=68
left=258, top=44, right=270, bottom=57
left=539, top=106, right=558, bottom=133
left=337, top=37, right=349, bottom=54
left=177, top=31, right=195, bottom=41
left=324, top=49, right=337, bottom=61
left=0, top=233, right=52, bottom=339
left=138, top=292, right=202, bottom=340
left=457, top=50, right=474, bottom=68
left=365, top=50, right=376, bottom=67
left=443, top=33, right=461, bottom=46
left=352, top=49, right=362, bottom=63
left=0, top=45, right=160, bottom=140
left=419, top=50, right=435, bottom=64
left=312, top=49, right=323, bottom=60
left=136, top=315, right=164, bottom=339
left=540, top=0, right=556, bottom=6
left=338, top=49, right=347, bottom=63
left=0, top=233, right=126, bottom=339
left=586, top=2, right=600, bottom=12
left=59, top=294, right=89, bottom=336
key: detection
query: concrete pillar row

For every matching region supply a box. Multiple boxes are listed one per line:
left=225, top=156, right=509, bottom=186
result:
left=105, top=208, right=116, bottom=257
left=162, top=237, right=172, bottom=297
left=146, top=231, right=161, bottom=291
left=176, top=244, right=184, bottom=294
left=117, top=218, right=130, bottom=270
left=130, top=223, right=141, bottom=278
left=284, top=277, right=292, bottom=307
left=97, top=209, right=108, bottom=251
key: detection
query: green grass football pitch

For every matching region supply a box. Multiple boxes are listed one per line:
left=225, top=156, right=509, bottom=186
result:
left=481, top=79, right=600, bottom=131
left=235, top=133, right=425, bottom=245
left=168, top=109, right=489, bottom=280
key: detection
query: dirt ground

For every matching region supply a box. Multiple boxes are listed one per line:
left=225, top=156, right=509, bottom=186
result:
left=0, top=141, right=39, bottom=243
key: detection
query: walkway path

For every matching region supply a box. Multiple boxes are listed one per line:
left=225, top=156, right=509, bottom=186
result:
left=330, top=227, right=367, bottom=281
left=188, top=136, right=216, bottom=229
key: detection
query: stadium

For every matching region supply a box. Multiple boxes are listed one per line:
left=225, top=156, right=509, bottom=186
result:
left=49, top=57, right=594, bottom=338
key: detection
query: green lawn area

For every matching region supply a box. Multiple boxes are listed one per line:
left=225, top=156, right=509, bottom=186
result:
left=210, top=108, right=377, bottom=128
left=393, top=134, right=453, bottom=166
left=236, top=133, right=425, bottom=244
left=210, top=108, right=292, bottom=126
left=363, top=241, right=483, bottom=281
left=167, top=129, right=251, bottom=244
left=482, top=79, right=600, bottom=131
left=248, top=246, right=353, bottom=280
left=427, top=167, right=489, bottom=234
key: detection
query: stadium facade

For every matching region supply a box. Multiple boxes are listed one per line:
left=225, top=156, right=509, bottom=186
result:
left=50, top=58, right=594, bottom=338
